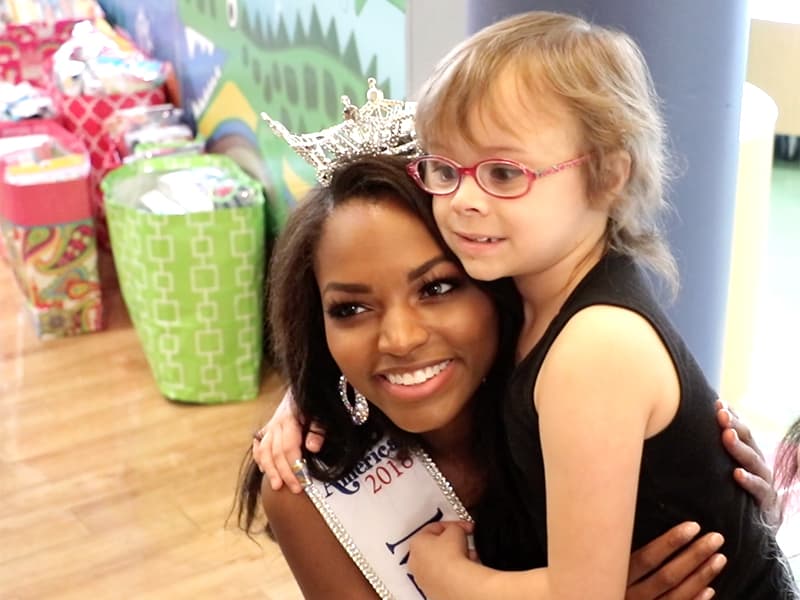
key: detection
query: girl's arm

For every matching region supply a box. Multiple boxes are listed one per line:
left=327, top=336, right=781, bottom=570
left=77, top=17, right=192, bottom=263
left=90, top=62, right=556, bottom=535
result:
left=257, top=396, right=770, bottom=598
left=253, top=388, right=325, bottom=493
left=535, top=306, right=668, bottom=599
left=410, top=306, right=677, bottom=599
left=409, top=516, right=726, bottom=600
left=260, top=476, right=378, bottom=599
left=258, top=396, right=778, bottom=519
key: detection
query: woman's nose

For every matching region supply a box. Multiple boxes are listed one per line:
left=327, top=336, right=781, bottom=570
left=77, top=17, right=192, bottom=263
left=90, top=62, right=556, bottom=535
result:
left=377, top=306, right=430, bottom=356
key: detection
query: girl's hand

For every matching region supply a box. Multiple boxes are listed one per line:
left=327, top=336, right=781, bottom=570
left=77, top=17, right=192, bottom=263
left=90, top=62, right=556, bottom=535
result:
left=715, top=400, right=780, bottom=527
left=408, top=521, right=474, bottom=600
left=253, top=388, right=326, bottom=493
left=626, top=522, right=726, bottom=600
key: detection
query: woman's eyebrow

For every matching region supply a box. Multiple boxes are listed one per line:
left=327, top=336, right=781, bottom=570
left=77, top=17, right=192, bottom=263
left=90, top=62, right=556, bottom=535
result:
left=322, top=282, right=371, bottom=294
left=321, top=256, right=451, bottom=294
left=408, top=256, right=450, bottom=282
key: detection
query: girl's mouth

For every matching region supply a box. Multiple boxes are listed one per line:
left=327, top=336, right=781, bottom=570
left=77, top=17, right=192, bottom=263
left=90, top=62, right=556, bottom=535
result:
left=459, top=233, right=503, bottom=244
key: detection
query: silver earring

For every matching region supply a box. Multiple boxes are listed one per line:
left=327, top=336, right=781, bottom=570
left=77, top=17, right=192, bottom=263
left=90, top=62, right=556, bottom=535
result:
left=338, top=375, right=369, bottom=425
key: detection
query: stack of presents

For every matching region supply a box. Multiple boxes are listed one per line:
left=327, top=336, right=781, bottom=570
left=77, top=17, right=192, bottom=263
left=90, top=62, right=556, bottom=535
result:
left=0, top=0, right=267, bottom=404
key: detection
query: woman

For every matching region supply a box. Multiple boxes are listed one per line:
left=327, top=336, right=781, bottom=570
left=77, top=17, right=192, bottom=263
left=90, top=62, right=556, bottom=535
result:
left=238, top=155, right=773, bottom=599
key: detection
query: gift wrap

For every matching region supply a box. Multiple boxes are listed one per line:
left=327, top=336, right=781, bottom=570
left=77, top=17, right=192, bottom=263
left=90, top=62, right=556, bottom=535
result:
left=0, top=220, right=101, bottom=337
left=0, top=120, right=102, bottom=338
left=0, top=19, right=81, bottom=86
left=52, top=85, right=167, bottom=248
left=102, top=154, right=265, bottom=403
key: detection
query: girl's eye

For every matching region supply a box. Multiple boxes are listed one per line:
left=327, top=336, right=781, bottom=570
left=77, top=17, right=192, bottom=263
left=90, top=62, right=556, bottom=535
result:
left=420, top=278, right=460, bottom=298
left=484, top=164, right=524, bottom=183
left=327, top=303, right=367, bottom=319
left=422, top=160, right=458, bottom=185
left=432, top=164, right=458, bottom=182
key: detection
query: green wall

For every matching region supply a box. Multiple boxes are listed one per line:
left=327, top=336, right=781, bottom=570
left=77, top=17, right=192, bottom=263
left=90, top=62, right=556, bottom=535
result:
left=100, top=0, right=408, bottom=229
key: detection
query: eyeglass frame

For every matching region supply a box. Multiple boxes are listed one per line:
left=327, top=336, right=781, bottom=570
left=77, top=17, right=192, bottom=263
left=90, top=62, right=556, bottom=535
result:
left=406, top=154, right=591, bottom=200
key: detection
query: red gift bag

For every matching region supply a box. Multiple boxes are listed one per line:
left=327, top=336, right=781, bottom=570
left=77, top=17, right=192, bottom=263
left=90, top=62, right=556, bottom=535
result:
left=0, top=20, right=80, bottom=85
left=50, top=85, right=167, bottom=246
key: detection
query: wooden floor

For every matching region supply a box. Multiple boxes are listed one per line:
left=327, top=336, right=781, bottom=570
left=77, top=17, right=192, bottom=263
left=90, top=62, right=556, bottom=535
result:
left=0, top=250, right=303, bottom=599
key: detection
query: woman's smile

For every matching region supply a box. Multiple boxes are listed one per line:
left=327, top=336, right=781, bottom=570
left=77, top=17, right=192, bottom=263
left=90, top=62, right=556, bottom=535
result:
left=376, top=359, right=455, bottom=401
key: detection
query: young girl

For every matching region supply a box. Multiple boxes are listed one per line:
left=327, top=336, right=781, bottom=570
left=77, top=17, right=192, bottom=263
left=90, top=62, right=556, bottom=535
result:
left=404, top=10, right=798, bottom=599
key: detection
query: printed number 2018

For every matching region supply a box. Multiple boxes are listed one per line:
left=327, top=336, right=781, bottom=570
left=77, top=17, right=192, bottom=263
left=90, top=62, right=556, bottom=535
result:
left=366, top=458, right=413, bottom=493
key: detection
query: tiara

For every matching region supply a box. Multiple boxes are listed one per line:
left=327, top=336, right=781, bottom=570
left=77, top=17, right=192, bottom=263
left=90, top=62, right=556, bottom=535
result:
left=261, top=78, right=422, bottom=185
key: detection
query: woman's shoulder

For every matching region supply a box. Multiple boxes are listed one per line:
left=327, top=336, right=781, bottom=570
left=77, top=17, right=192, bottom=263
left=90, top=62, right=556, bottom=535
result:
left=259, top=471, right=380, bottom=599
left=260, top=472, right=317, bottom=524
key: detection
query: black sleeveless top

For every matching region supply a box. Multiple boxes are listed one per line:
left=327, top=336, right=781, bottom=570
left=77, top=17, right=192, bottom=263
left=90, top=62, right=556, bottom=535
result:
left=505, top=252, right=797, bottom=598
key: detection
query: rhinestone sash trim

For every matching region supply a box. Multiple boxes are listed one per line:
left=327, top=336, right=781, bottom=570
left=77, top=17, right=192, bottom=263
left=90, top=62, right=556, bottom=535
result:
left=302, top=445, right=473, bottom=599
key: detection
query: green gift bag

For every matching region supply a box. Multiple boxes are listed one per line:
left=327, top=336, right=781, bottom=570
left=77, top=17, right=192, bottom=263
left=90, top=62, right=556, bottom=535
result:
left=102, top=155, right=265, bottom=403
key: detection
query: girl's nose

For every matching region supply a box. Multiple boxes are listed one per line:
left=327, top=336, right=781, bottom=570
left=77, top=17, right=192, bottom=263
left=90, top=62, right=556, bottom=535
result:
left=448, top=175, right=491, bottom=216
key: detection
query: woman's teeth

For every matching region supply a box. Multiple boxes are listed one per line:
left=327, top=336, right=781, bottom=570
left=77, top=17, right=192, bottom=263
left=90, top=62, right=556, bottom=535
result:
left=385, top=360, right=451, bottom=386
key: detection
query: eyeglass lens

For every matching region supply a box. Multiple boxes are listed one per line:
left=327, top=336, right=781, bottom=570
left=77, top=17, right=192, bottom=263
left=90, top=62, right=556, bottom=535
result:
left=416, top=158, right=529, bottom=198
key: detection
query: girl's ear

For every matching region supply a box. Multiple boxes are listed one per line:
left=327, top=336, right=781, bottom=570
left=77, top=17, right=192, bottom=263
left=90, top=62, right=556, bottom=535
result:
left=603, top=149, right=632, bottom=203
left=592, top=149, right=632, bottom=210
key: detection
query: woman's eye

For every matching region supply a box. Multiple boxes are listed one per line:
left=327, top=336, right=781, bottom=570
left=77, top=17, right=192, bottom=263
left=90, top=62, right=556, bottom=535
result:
left=421, top=279, right=458, bottom=298
left=327, top=303, right=367, bottom=319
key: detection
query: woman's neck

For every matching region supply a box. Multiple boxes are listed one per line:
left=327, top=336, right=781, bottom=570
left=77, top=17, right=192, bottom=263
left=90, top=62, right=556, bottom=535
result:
left=420, top=403, right=486, bottom=509
left=421, top=409, right=472, bottom=459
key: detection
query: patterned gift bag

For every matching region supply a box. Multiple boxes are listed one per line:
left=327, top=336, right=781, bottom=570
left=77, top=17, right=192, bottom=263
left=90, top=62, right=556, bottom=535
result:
left=0, top=19, right=81, bottom=85
left=50, top=85, right=167, bottom=246
left=0, top=120, right=102, bottom=338
left=0, top=219, right=101, bottom=337
left=102, top=154, right=266, bottom=403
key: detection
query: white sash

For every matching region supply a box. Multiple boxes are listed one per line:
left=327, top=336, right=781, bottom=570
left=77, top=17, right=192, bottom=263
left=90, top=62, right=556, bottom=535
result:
left=300, top=436, right=473, bottom=600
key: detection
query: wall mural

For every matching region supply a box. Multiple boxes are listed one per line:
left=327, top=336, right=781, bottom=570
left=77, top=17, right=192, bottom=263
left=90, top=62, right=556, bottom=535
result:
left=100, top=0, right=407, bottom=228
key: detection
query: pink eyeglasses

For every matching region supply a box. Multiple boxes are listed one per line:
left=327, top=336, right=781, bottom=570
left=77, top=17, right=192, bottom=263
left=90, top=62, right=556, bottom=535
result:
left=407, top=154, right=589, bottom=199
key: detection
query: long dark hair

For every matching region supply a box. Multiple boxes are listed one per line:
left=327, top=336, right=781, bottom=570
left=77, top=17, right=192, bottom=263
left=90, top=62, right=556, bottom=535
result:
left=236, top=156, right=529, bottom=564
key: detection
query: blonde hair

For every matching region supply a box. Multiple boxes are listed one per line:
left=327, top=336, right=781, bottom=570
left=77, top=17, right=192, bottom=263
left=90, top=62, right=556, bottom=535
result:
left=416, top=11, right=678, bottom=294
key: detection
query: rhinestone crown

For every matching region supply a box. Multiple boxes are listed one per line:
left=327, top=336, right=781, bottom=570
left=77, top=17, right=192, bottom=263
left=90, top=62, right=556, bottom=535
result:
left=261, top=78, right=421, bottom=185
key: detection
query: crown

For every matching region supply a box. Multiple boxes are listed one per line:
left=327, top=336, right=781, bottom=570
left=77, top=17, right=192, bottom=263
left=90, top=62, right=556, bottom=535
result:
left=261, top=78, right=422, bottom=185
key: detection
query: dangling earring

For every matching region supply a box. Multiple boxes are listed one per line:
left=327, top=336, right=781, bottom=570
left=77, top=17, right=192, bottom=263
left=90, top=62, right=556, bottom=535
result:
left=339, top=374, right=369, bottom=425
